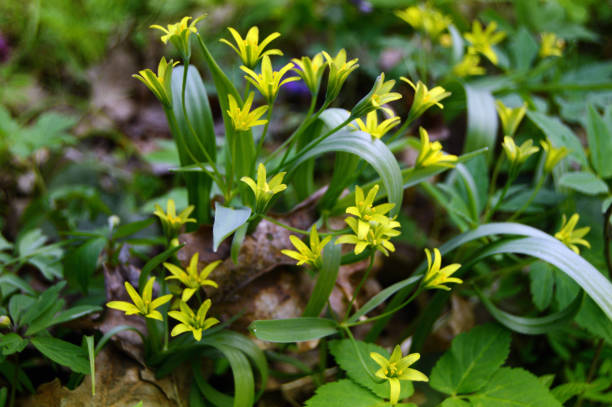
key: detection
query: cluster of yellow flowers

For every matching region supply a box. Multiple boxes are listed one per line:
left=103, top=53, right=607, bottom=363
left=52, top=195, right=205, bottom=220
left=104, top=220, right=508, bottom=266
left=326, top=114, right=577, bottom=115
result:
left=336, top=185, right=401, bottom=256
left=108, top=200, right=222, bottom=342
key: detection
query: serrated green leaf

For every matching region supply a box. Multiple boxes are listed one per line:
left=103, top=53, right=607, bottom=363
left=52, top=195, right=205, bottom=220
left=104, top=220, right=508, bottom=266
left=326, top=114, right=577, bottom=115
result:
left=17, top=229, right=47, bottom=258
left=469, top=368, right=562, bottom=407
left=30, top=336, right=90, bottom=375
left=440, top=398, right=471, bottom=407
left=559, top=171, right=608, bottom=195
left=0, top=333, right=28, bottom=356
left=305, top=380, right=390, bottom=407
left=288, top=129, right=403, bottom=216
left=551, top=382, right=590, bottom=404
left=430, top=324, right=510, bottom=395
left=21, top=282, right=65, bottom=326
left=575, top=297, right=612, bottom=345
left=0, top=233, right=12, bottom=252
left=63, top=237, right=106, bottom=293
left=250, top=317, right=338, bottom=342
left=527, top=110, right=587, bottom=167
left=212, top=204, right=251, bottom=252
left=329, top=339, right=414, bottom=400
left=529, top=261, right=554, bottom=311
left=303, top=240, right=341, bottom=317
left=586, top=104, right=612, bottom=178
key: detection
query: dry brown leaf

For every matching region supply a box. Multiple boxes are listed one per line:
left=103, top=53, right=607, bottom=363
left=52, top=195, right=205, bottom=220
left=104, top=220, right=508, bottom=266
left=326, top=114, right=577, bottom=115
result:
left=18, top=347, right=190, bottom=407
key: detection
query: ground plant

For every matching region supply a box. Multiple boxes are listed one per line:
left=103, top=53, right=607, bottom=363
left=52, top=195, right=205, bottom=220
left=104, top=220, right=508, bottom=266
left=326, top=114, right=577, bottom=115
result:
left=0, top=1, right=611, bottom=406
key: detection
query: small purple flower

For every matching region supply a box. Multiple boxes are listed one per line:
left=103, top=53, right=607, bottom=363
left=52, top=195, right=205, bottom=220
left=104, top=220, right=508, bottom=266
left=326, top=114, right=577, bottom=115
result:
left=283, top=80, right=310, bottom=98
left=351, top=0, right=373, bottom=14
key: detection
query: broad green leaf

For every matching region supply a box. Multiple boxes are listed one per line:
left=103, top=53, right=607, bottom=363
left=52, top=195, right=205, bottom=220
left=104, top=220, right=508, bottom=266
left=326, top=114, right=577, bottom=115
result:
left=288, top=129, right=403, bottom=216
left=171, top=65, right=217, bottom=224
left=586, top=104, right=612, bottom=178
left=30, top=336, right=90, bottom=375
left=63, top=237, right=106, bottom=293
left=303, top=240, right=341, bottom=317
left=0, top=233, right=12, bottom=252
left=8, top=294, right=35, bottom=326
left=21, top=282, right=65, bottom=326
left=250, top=317, right=338, bottom=342
left=212, top=204, right=251, bottom=251
left=463, top=84, right=498, bottom=163
left=469, top=368, right=562, bottom=407
left=17, top=228, right=47, bottom=258
left=305, top=380, right=391, bottom=407
left=112, top=218, right=155, bottom=239
left=529, top=261, right=554, bottom=311
left=576, top=297, right=612, bottom=345
left=559, top=171, right=608, bottom=195
left=0, top=333, right=28, bottom=356
left=527, top=110, right=587, bottom=167
left=551, top=382, right=591, bottom=404
left=430, top=324, right=511, bottom=395
left=477, top=289, right=583, bottom=335
left=329, top=339, right=414, bottom=400
left=440, top=399, right=471, bottom=407
left=196, top=37, right=255, bottom=187
left=0, top=274, right=34, bottom=295
left=348, top=276, right=420, bottom=323
left=509, top=26, right=538, bottom=71
left=316, top=109, right=360, bottom=209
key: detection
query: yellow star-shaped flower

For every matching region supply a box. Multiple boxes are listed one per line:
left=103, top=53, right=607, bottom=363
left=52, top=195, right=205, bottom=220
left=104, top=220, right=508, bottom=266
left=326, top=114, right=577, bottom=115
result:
left=164, top=253, right=219, bottom=302
left=281, top=225, right=331, bottom=268
left=168, top=299, right=220, bottom=341
left=370, top=345, right=428, bottom=405
left=107, top=277, right=172, bottom=321
left=220, top=26, right=283, bottom=69
left=555, top=214, right=590, bottom=254
left=423, top=248, right=462, bottom=291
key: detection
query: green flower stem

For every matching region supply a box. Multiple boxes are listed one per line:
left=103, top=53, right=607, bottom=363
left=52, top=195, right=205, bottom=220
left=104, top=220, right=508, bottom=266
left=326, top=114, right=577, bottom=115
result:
left=179, top=58, right=222, bottom=180
left=146, top=318, right=162, bottom=355
left=343, top=254, right=375, bottom=321
left=164, top=107, right=223, bottom=191
left=341, top=325, right=383, bottom=383
left=280, top=115, right=353, bottom=171
left=387, top=115, right=416, bottom=145
left=345, top=286, right=422, bottom=328
left=483, top=167, right=517, bottom=223
left=268, top=99, right=330, bottom=169
left=507, top=175, right=547, bottom=222
left=256, top=104, right=274, bottom=158
left=243, top=81, right=251, bottom=102
left=488, top=153, right=505, bottom=198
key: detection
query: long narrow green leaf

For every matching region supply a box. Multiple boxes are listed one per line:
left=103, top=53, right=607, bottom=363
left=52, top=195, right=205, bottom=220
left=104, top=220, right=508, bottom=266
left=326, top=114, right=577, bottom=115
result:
left=463, top=84, right=498, bottom=163
left=171, top=65, right=217, bottom=224
left=333, top=147, right=488, bottom=213
left=205, top=342, right=254, bottom=407
left=288, top=129, right=403, bottom=216
left=477, top=289, right=584, bottom=334
left=207, top=331, right=268, bottom=400
left=194, top=366, right=233, bottom=407
left=197, top=36, right=255, bottom=183
left=349, top=276, right=420, bottom=323
left=303, top=240, right=341, bottom=317
left=466, top=236, right=612, bottom=320
left=250, top=317, right=339, bottom=342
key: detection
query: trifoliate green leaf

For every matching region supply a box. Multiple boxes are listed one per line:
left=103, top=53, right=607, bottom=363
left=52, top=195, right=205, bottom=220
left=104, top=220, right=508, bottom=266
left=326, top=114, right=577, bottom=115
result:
left=329, top=339, right=414, bottom=400
left=430, top=324, right=510, bottom=395
left=304, top=380, right=399, bottom=407
left=469, top=368, right=562, bottom=407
